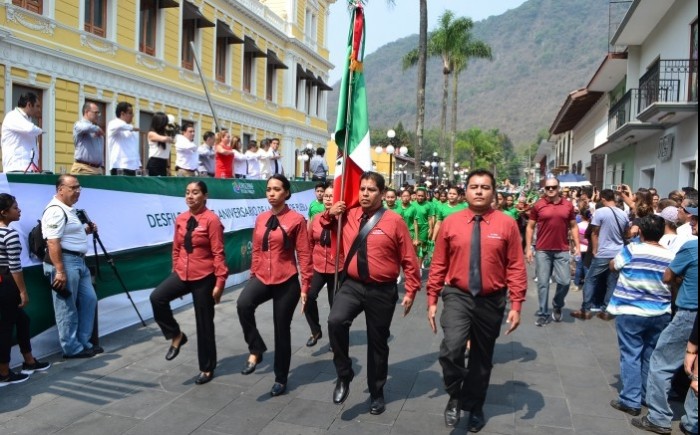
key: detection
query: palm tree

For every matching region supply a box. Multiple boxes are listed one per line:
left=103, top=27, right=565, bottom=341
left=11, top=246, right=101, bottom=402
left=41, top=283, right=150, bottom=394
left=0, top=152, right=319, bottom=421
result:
left=415, top=0, right=427, bottom=184
left=449, top=34, right=492, bottom=174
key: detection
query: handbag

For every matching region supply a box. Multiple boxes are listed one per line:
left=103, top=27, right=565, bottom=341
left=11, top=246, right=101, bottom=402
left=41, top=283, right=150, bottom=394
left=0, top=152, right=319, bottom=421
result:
left=337, top=208, right=386, bottom=291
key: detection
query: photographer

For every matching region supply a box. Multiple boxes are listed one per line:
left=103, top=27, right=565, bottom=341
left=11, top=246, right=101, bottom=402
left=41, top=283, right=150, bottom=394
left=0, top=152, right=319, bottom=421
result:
left=146, top=112, right=176, bottom=177
left=41, top=175, right=102, bottom=359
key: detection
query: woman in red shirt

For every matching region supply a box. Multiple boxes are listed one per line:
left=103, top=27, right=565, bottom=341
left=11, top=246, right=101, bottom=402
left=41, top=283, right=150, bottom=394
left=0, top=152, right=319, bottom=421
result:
left=150, top=181, right=228, bottom=385
left=237, top=174, right=313, bottom=397
left=304, top=185, right=343, bottom=348
left=214, top=131, right=234, bottom=178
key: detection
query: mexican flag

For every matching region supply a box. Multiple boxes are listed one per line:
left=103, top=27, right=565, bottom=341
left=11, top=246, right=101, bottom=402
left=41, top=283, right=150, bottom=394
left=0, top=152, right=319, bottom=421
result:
left=333, top=2, right=372, bottom=208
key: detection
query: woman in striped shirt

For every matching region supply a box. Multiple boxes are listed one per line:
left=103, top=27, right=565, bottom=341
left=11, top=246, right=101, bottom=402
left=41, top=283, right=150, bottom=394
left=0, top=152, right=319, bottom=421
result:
left=0, top=193, right=50, bottom=386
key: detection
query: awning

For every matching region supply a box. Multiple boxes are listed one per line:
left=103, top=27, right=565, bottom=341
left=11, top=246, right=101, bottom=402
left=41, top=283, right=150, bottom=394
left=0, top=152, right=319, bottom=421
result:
left=306, top=69, right=317, bottom=84
left=244, top=37, right=267, bottom=58
left=141, top=0, right=179, bottom=9
left=266, top=50, right=288, bottom=69
left=217, top=21, right=243, bottom=44
left=315, top=75, right=332, bottom=91
left=183, top=1, right=214, bottom=28
left=296, top=64, right=314, bottom=80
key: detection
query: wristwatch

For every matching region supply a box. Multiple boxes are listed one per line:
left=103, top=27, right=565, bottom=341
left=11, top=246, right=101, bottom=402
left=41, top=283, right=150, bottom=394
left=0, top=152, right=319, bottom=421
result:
left=690, top=374, right=699, bottom=382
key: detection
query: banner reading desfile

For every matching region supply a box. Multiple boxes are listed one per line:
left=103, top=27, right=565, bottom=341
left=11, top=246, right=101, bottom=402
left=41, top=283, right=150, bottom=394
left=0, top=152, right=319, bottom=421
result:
left=1, top=174, right=315, bottom=358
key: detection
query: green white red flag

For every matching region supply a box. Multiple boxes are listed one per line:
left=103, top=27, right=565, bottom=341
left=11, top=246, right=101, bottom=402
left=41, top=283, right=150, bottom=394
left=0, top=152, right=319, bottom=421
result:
left=333, top=1, right=372, bottom=207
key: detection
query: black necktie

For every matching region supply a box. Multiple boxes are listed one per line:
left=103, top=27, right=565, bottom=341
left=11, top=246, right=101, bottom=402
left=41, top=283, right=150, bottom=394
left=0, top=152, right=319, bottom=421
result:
left=184, top=216, right=198, bottom=254
left=357, top=212, right=370, bottom=281
left=319, top=227, right=331, bottom=247
left=469, top=215, right=482, bottom=296
left=274, top=153, right=279, bottom=174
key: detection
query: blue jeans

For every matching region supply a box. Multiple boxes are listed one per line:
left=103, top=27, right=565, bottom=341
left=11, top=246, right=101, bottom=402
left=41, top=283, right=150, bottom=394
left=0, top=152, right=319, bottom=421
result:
left=615, top=313, right=671, bottom=409
left=535, top=250, right=571, bottom=315
left=581, top=256, right=617, bottom=311
left=44, top=254, right=98, bottom=355
left=645, top=309, right=697, bottom=430
left=573, top=256, right=588, bottom=287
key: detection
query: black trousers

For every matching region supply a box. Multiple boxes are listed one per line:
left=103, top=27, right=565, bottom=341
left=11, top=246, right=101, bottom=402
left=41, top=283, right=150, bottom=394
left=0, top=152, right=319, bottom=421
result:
left=150, top=273, right=217, bottom=372
left=0, top=273, right=31, bottom=363
left=237, top=275, right=300, bottom=384
left=110, top=168, right=136, bottom=176
left=304, top=272, right=335, bottom=336
left=146, top=157, right=168, bottom=176
left=439, top=286, right=506, bottom=412
left=328, top=278, right=398, bottom=397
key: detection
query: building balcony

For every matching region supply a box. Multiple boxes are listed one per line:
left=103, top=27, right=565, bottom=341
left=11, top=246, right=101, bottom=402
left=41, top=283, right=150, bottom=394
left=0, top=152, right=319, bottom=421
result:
left=636, top=59, right=698, bottom=124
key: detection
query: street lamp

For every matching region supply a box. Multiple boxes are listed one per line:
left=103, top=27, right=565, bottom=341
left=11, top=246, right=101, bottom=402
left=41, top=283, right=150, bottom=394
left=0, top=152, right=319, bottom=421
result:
left=295, top=143, right=314, bottom=180
left=373, top=129, right=406, bottom=186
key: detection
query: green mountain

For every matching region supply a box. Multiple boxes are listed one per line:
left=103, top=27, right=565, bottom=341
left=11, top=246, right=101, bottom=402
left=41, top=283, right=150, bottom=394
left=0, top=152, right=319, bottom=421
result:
left=327, top=0, right=614, bottom=148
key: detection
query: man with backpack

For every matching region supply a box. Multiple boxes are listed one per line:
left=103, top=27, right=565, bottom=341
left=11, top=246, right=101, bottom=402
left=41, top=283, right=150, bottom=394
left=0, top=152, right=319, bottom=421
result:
left=41, top=175, right=101, bottom=358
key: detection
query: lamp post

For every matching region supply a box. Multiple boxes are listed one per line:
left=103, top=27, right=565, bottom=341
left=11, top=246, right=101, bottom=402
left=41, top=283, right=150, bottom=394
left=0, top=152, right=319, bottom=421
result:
left=373, top=129, right=408, bottom=186
left=296, top=143, right=314, bottom=180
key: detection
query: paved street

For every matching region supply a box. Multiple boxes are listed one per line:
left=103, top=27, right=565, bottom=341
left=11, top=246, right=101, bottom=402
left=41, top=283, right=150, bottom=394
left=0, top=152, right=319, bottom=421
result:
left=0, top=268, right=688, bottom=434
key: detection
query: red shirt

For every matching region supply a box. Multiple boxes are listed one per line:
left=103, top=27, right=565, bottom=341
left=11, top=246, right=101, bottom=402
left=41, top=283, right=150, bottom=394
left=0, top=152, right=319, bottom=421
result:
left=172, top=208, right=229, bottom=289
left=251, top=206, right=313, bottom=293
left=321, top=207, right=421, bottom=299
left=309, top=213, right=344, bottom=274
left=529, top=197, right=575, bottom=251
left=427, top=208, right=527, bottom=311
left=215, top=145, right=233, bottom=178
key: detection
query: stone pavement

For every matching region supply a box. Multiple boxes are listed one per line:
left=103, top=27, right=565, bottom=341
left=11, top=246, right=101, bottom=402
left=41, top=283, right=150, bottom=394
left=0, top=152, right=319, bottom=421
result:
left=0, top=270, right=689, bottom=434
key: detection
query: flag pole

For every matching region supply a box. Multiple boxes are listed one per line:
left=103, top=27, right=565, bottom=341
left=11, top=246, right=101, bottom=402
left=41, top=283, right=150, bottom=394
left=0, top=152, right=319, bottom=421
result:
left=190, top=41, right=222, bottom=132
left=333, top=2, right=362, bottom=294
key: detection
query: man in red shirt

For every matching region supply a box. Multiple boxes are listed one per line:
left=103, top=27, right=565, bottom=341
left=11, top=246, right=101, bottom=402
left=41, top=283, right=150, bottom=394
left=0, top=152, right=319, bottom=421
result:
left=525, top=178, right=580, bottom=326
left=324, top=172, right=421, bottom=416
left=427, top=169, right=526, bottom=431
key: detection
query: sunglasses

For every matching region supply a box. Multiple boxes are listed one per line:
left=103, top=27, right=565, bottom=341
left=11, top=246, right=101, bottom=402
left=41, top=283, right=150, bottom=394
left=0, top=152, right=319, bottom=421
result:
left=544, top=186, right=559, bottom=191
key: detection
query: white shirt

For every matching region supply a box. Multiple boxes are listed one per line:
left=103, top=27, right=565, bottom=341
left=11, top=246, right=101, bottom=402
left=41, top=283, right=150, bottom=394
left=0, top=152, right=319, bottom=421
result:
left=232, top=149, right=248, bottom=176
left=175, top=134, right=198, bottom=170
left=677, top=222, right=693, bottom=238
left=41, top=197, right=89, bottom=254
left=148, top=140, right=171, bottom=160
left=258, top=147, right=273, bottom=178
left=107, top=118, right=141, bottom=170
left=245, top=150, right=261, bottom=179
left=1, top=108, right=43, bottom=172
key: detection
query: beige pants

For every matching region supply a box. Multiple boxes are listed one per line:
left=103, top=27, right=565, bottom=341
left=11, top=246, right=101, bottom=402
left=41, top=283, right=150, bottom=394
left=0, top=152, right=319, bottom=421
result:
left=176, top=168, right=196, bottom=177
left=70, top=162, right=103, bottom=175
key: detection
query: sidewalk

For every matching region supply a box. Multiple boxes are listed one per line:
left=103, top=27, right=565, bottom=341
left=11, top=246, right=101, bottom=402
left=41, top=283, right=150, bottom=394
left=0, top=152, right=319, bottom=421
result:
left=0, top=271, right=687, bottom=434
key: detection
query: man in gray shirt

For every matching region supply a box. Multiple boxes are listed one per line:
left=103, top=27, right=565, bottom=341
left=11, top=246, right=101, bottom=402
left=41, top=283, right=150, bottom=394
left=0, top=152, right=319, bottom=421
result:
left=70, top=102, right=104, bottom=175
left=571, top=189, right=629, bottom=320
left=309, top=147, right=328, bottom=181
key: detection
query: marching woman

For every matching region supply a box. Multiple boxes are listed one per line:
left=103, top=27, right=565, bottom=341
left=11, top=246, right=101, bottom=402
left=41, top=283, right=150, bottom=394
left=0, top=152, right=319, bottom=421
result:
left=0, top=194, right=51, bottom=386
left=145, top=112, right=175, bottom=176
left=214, top=131, right=234, bottom=179
left=150, top=181, right=228, bottom=385
left=304, top=185, right=342, bottom=348
left=237, top=174, right=313, bottom=396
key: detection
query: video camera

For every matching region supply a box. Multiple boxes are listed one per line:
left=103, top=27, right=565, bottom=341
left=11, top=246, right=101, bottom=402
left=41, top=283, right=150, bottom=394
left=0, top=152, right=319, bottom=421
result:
left=164, top=114, right=180, bottom=138
left=75, top=209, right=92, bottom=225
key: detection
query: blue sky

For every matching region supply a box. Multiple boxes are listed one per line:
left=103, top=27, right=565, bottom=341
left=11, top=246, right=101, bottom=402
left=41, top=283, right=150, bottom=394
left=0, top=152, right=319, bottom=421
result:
left=327, top=0, right=528, bottom=82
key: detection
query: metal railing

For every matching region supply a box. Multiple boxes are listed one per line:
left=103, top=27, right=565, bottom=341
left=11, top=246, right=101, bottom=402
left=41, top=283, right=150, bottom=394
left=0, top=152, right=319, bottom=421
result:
left=608, top=88, right=640, bottom=133
left=638, top=59, right=698, bottom=110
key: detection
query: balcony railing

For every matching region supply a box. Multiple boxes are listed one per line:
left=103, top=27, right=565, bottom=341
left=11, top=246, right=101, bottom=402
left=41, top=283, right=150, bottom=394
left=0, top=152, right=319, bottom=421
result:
left=608, top=88, right=640, bottom=133
left=638, top=59, right=698, bottom=111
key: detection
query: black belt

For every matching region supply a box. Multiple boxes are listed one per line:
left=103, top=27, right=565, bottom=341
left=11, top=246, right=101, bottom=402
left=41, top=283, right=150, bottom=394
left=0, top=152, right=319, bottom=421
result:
left=176, top=166, right=196, bottom=172
left=347, top=276, right=396, bottom=288
left=678, top=308, right=698, bottom=312
left=76, top=159, right=103, bottom=169
left=62, top=249, right=86, bottom=258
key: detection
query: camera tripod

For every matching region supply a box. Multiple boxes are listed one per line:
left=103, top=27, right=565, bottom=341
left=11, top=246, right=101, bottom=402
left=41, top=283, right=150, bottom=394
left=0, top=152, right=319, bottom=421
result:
left=90, top=229, right=147, bottom=327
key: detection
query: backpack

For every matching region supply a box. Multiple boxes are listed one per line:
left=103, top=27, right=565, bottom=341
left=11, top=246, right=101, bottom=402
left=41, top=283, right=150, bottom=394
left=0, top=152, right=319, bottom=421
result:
left=28, top=205, right=67, bottom=262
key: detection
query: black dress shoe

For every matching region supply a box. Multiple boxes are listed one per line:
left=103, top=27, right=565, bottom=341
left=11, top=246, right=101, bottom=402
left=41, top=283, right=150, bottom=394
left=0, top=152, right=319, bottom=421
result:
left=90, top=346, right=104, bottom=355
left=241, top=354, right=262, bottom=375
left=306, top=332, right=322, bottom=347
left=333, top=378, right=351, bottom=404
left=165, top=333, right=188, bottom=361
left=63, top=348, right=95, bottom=359
left=369, top=395, right=385, bottom=415
left=444, top=398, right=461, bottom=427
left=270, top=382, right=286, bottom=396
left=610, top=399, right=641, bottom=416
left=468, top=409, right=486, bottom=433
left=194, top=371, right=214, bottom=385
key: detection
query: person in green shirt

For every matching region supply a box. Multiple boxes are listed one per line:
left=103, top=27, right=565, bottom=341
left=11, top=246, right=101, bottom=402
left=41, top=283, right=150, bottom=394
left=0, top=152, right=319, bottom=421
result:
left=432, top=186, right=468, bottom=241
left=383, top=188, right=400, bottom=211
left=308, top=181, right=328, bottom=221
left=502, top=194, right=520, bottom=220
left=413, top=187, right=434, bottom=266
left=397, top=189, right=417, bottom=239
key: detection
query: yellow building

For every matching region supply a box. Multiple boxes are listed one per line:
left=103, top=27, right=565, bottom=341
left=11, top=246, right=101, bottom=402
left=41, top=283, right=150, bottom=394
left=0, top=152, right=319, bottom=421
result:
left=0, top=0, right=335, bottom=173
